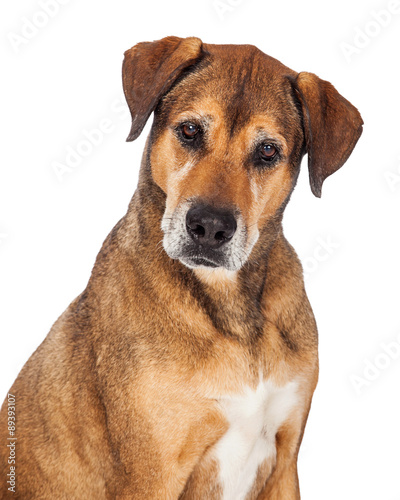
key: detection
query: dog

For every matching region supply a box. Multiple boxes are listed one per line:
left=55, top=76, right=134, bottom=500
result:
left=0, top=36, right=362, bottom=499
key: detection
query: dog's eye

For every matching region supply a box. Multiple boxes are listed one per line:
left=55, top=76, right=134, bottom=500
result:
left=181, top=123, right=199, bottom=140
left=260, top=144, right=277, bottom=161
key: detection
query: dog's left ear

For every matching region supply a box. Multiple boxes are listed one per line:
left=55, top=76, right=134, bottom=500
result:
left=294, top=72, right=363, bottom=197
left=122, top=36, right=204, bottom=142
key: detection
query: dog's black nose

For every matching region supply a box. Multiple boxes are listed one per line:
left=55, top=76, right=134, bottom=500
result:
left=186, top=205, right=237, bottom=249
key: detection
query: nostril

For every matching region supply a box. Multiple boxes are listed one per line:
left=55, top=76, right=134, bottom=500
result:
left=215, top=230, right=228, bottom=242
left=190, top=224, right=205, bottom=238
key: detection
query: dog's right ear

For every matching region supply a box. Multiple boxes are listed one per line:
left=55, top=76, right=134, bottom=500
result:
left=122, top=36, right=204, bottom=142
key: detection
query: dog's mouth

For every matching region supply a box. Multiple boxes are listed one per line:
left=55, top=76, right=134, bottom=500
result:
left=179, top=252, right=222, bottom=270
left=161, top=201, right=258, bottom=272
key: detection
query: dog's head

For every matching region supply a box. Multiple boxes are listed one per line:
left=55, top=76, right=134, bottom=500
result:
left=122, top=36, right=363, bottom=272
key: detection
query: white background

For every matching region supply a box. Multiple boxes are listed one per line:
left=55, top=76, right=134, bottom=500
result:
left=1, top=0, right=400, bottom=498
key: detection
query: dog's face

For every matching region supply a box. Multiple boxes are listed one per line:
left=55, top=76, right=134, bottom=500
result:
left=122, top=37, right=363, bottom=272
left=150, top=48, right=304, bottom=271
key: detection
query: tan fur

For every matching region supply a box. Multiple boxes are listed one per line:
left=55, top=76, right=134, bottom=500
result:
left=0, top=36, right=362, bottom=499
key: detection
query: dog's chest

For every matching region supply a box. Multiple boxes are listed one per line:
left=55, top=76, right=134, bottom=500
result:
left=213, top=379, right=298, bottom=500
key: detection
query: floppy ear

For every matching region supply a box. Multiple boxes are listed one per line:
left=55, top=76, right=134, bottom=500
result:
left=294, top=72, right=363, bottom=197
left=122, top=36, right=204, bottom=142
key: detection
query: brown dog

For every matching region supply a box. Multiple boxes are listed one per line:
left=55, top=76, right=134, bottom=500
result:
left=0, top=36, right=362, bottom=499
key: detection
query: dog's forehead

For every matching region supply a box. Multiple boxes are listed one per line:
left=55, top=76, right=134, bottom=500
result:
left=162, top=43, right=299, bottom=136
left=203, top=43, right=296, bottom=81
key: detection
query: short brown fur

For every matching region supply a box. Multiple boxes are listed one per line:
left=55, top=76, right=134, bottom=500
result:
left=0, top=36, right=362, bottom=499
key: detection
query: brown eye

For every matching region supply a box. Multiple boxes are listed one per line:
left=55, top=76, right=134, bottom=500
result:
left=260, top=144, right=277, bottom=160
left=181, top=123, right=199, bottom=139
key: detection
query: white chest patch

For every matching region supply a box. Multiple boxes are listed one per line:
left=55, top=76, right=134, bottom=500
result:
left=214, top=379, right=299, bottom=500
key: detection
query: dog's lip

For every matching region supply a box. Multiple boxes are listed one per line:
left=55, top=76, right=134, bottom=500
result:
left=182, top=256, right=220, bottom=268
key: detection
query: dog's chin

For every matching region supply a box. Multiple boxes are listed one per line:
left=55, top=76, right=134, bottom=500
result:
left=179, top=256, right=221, bottom=270
left=164, top=245, right=240, bottom=271
left=162, top=230, right=257, bottom=272
left=176, top=251, right=246, bottom=271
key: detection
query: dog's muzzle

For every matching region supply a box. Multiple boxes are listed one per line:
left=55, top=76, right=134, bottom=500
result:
left=162, top=201, right=253, bottom=271
left=181, top=204, right=237, bottom=268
